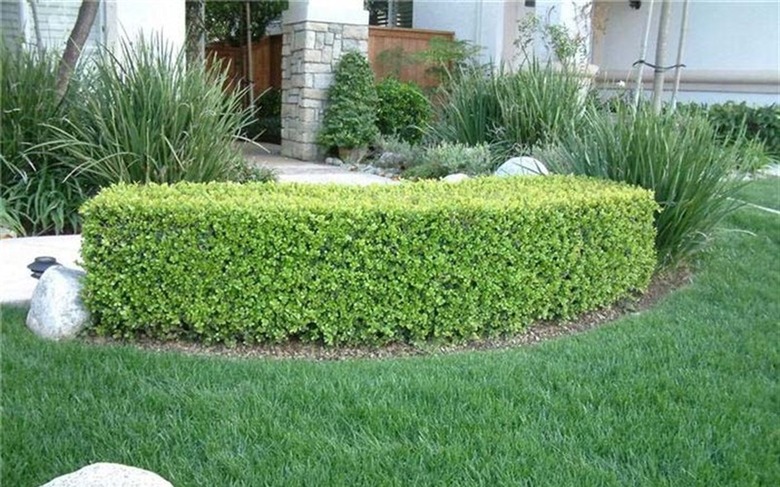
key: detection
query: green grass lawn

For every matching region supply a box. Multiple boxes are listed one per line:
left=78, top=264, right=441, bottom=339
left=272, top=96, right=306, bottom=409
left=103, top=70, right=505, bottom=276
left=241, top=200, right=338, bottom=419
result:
left=2, top=180, right=778, bottom=487
left=735, top=177, right=780, bottom=210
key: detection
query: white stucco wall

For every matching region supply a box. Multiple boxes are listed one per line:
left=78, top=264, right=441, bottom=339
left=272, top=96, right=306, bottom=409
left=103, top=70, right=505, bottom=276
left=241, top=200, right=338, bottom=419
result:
left=113, top=0, right=185, bottom=52
left=593, top=0, right=780, bottom=105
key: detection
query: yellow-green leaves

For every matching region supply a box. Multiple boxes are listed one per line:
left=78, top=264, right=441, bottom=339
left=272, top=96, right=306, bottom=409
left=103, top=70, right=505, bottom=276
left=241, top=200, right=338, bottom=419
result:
left=81, top=176, right=657, bottom=345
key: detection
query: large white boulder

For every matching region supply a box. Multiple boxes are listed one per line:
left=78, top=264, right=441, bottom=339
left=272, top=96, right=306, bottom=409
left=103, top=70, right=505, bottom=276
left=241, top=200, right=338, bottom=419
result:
left=495, top=157, right=549, bottom=177
left=442, top=173, right=471, bottom=183
left=26, top=266, right=91, bottom=341
left=39, top=463, right=173, bottom=487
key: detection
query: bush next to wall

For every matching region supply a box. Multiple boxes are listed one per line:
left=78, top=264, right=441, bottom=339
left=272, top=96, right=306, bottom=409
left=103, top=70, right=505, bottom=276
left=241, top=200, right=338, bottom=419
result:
left=81, top=177, right=657, bottom=346
left=375, top=77, right=432, bottom=144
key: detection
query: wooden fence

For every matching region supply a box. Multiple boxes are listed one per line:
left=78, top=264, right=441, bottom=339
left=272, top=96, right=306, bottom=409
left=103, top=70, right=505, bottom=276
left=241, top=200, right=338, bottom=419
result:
left=206, top=26, right=455, bottom=105
left=368, top=26, right=454, bottom=87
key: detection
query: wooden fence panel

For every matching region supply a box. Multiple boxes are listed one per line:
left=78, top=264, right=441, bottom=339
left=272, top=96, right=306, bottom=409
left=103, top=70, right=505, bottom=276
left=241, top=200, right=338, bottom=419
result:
left=368, top=26, right=454, bottom=88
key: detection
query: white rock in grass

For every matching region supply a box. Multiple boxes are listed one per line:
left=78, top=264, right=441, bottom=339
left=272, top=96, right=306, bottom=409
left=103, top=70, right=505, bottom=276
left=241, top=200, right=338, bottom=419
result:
left=26, top=266, right=91, bottom=341
left=39, top=463, right=173, bottom=487
left=495, top=157, right=549, bottom=177
left=442, top=173, right=471, bottom=183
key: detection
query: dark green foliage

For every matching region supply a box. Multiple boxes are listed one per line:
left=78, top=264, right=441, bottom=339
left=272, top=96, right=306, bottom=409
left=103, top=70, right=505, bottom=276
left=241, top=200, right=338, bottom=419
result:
left=81, top=177, right=657, bottom=346
left=0, top=43, right=88, bottom=235
left=680, top=101, right=780, bottom=157
left=47, top=38, right=250, bottom=188
left=318, top=52, right=380, bottom=150
left=245, top=87, right=282, bottom=143
left=375, top=78, right=431, bottom=143
left=203, top=0, right=288, bottom=45
left=538, top=104, right=743, bottom=266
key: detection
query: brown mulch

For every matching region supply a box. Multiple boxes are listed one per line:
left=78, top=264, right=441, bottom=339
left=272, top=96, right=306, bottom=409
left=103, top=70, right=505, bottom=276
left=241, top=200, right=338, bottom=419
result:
left=85, top=267, right=693, bottom=362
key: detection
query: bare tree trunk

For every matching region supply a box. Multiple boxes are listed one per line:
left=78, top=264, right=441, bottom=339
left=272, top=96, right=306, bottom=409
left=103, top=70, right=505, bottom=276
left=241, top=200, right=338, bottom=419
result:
left=245, top=0, right=254, bottom=108
left=56, top=0, right=101, bottom=100
left=185, top=0, right=206, bottom=65
left=651, top=0, right=673, bottom=114
left=27, top=0, right=44, bottom=54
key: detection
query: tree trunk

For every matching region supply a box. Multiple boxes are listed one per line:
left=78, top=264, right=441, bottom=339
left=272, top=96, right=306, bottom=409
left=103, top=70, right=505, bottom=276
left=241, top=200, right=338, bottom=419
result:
left=651, top=0, right=673, bottom=114
left=185, top=0, right=206, bottom=65
left=27, top=0, right=44, bottom=54
left=56, top=0, right=101, bottom=100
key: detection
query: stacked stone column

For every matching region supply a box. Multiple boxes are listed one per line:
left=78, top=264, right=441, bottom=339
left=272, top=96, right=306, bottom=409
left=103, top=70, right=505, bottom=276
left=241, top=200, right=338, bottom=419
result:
left=281, top=20, right=368, bottom=161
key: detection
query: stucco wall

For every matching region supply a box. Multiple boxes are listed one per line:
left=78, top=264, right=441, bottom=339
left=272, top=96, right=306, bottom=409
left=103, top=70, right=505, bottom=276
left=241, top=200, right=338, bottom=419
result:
left=593, top=0, right=780, bottom=105
left=114, top=0, right=185, bottom=52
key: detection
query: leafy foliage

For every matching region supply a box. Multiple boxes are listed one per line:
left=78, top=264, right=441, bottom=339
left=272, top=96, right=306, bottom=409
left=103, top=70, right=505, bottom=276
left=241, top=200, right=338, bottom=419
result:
left=318, top=52, right=379, bottom=150
left=679, top=101, right=780, bottom=158
left=46, top=37, right=250, bottom=188
left=375, top=77, right=431, bottom=143
left=0, top=42, right=87, bottom=235
left=537, top=103, right=744, bottom=266
left=81, top=177, right=657, bottom=346
left=203, top=0, right=288, bottom=45
left=403, top=142, right=494, bottom=179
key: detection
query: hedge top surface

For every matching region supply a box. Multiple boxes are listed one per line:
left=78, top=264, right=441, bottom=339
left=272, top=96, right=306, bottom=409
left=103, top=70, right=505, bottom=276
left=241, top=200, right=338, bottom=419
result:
left=82, top=176, right=654, bottom=214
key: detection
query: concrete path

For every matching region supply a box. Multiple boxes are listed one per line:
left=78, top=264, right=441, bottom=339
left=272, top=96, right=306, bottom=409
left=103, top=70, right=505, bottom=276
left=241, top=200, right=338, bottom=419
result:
left=1, top=148, right=394, bottom=305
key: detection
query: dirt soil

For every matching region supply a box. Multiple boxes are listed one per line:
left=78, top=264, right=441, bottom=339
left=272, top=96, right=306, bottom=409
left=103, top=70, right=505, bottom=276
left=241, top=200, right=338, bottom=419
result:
left=86, top=268, right=693, bottom=362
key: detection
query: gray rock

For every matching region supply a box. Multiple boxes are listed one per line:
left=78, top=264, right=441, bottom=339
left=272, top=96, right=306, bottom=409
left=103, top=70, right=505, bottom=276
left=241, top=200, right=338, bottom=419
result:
left=495, top=157, right=549, bottom=177
left=40, top=463, right=173, bottom=487
left=375, top=151, right=407, bottom=169
left=324, top=157, right=344, bottom=166
left=442, top=173, right=471, bottom=183
left=26, top=266, right=91, bottom=341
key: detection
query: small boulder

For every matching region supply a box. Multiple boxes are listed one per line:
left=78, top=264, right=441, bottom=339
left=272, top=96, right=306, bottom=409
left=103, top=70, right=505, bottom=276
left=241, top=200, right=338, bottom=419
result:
left=375, top=151, right=407, bottom=169
left=324, top=157, right=344, bottom=166
left=39, top=463, right=173, bottom=487
left=442, top=173, right=471, bottom=183
left=26, top=266, right=91, bottom=341
left=495, top=157, right=549, bottom=177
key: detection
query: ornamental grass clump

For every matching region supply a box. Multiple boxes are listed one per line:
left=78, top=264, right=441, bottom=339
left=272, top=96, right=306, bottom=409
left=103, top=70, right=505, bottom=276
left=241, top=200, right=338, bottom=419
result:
left=0, top=42, right=87, bottom=235
left=47, top=37, right=249, bottom=187
left=538, top=103, right=744, bottom=266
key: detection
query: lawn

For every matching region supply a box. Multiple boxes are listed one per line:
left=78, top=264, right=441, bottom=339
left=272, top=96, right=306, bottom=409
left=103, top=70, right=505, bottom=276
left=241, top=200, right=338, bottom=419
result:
left=2, top=179, right=778, bottom=487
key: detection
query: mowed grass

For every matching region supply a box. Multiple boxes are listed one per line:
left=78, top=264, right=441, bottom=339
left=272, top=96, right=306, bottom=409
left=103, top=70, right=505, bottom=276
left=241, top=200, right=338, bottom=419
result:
left=735, top=176, right=780, bottom=210
left=2, top=180, right=779, bottom=486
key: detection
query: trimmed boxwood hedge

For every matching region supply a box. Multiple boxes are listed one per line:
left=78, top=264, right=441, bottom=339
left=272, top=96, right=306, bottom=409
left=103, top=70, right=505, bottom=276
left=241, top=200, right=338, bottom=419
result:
left=80, top=177, right=657, bottom=345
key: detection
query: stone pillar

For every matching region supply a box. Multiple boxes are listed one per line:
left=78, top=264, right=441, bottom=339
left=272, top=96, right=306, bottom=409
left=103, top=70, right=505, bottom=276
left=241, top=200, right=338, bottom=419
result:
left=281, top=0, right=369, bottom=161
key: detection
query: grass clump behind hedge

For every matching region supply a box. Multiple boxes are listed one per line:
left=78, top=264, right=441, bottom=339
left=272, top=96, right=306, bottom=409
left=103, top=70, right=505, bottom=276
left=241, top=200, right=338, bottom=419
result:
left=81, top=177, right=657, bottom=345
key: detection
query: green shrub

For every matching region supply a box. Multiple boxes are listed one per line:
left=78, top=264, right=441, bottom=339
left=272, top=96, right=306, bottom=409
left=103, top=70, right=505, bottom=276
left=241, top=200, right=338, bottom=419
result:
left=245, top=87, right=282, bottom=143
left=424, top=142, right=494, bottom=176
left=318, top=51, right=379, bottom=150
left=430, top=62, right=591, bottom=158
left=680, top=102, right=780, bottom=157
left=81, top=177, right=657, bottom=346
left=46, top=37, right=249, bottom=188
left=537, top=103, right=743, bottom=266
left=0, top=42, right=88, bottom=235
left=375, top=78, right=431, bottom=143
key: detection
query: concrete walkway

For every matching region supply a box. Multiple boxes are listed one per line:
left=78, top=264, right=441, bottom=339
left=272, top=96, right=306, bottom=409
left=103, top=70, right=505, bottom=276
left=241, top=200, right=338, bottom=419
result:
left=1, top=149, right=394, bottom=305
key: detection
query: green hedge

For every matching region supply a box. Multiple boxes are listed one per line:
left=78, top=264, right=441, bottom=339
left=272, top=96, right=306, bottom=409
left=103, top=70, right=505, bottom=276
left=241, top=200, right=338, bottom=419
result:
left=80, top=177, right=657, bottom=345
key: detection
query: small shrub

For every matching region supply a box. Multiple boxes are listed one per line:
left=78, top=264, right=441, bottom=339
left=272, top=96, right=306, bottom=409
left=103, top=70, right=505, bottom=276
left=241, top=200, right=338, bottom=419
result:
left=0, top=42, right=87, bottom=235
left=245, top=87, right=282, bottom=143
left=537, top=103, right=743, bottom=266
left=370, top=136, right=425, bottom=170
left=693, top=102, right=780, bottom=157
left=318, top=51, right=379, bottom=150
left=81, top=177, right=657, bottom=346
left=375, top=78, right=431, bottom=143
left=423, top=142, right=494, bottom=176
left=46, top=37, right=249, bottom=188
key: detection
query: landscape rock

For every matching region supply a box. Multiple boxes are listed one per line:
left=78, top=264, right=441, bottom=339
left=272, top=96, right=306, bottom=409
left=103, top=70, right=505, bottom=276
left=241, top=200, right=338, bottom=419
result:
left=39, top=463, right=173, bottom=487
left=324, top=157, right=344, bottom=166
left=26, top=266, right=91, bottom=341
left=495, top=157, right=549, bottom=177
left=375, top=151, right=407, bottom=169
left=442, top=173, right=471, bottom=183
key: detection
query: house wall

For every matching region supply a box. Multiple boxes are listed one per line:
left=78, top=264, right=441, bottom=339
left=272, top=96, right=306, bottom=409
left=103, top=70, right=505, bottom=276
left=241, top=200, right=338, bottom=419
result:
left=1, top=1, right=23, bottom=47
left=113, top=0, right=185, bottom=52
left=593, top=0, right=780, bottom=105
